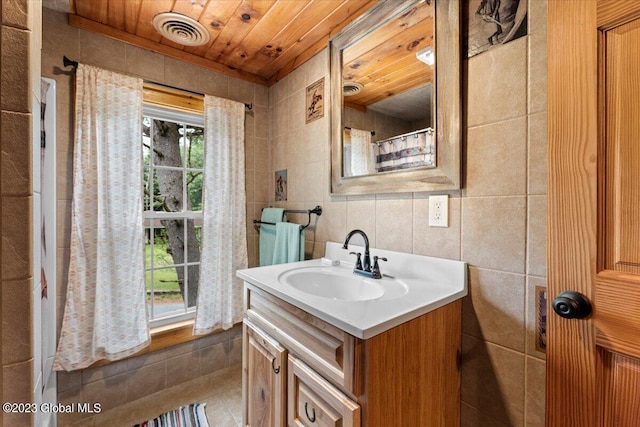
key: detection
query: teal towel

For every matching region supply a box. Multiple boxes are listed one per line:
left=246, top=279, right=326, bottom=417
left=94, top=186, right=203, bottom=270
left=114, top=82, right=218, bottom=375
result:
left=259, top=208, right=285, bottom=266
left=272, top=222, right=305, bottom=265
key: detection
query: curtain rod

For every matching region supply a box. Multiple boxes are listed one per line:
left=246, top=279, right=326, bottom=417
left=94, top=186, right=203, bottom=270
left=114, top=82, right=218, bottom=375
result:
left=344, top=126, right=375, bottom=136
left=63, top=56, right=253, bottom=110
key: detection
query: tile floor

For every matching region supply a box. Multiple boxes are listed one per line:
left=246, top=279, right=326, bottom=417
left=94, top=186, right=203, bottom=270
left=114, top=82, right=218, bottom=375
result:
left=74, top=364, right=243, bottom=426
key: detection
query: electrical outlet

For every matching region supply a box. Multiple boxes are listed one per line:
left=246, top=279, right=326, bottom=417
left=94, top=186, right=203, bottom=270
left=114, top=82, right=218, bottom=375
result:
left=429, top=195, right=448, bottom=227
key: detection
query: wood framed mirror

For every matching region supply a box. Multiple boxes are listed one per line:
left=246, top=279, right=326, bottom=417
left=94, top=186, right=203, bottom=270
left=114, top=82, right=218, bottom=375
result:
left=330, top=0, right=461, bottom=195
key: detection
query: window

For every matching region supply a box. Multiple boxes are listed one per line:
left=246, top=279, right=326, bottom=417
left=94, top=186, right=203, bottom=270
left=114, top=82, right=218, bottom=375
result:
left=142, top=104, right=205, bottom=327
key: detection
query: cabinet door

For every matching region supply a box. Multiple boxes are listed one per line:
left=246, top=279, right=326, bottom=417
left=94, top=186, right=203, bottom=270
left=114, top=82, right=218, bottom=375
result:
left=288, top=355, right=360, bottom=427
left=243, top=320, right=287, bottom=427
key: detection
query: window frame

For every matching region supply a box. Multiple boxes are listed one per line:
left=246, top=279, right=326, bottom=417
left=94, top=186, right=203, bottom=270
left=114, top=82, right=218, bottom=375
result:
left=142, top=97, right=205, bottom=328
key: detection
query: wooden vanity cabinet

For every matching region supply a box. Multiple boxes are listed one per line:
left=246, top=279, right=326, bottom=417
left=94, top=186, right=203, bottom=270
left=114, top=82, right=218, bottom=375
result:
left=242, top=284, right=461, bottom=427
left=243, top=320, right=287, bottom=427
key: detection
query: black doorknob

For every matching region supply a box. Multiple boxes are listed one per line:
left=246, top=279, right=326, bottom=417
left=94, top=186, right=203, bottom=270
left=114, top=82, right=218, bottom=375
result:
left=552, top=291, right=592, bottom=319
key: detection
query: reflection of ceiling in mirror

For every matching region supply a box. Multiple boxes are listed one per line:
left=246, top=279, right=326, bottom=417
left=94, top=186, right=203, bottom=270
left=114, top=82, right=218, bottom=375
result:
left=368, top=83, right=432, bottom=123
left=341, top=0, right=434, bottom=120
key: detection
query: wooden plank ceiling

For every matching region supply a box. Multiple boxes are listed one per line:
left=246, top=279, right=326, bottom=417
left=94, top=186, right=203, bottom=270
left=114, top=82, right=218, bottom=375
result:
left=68, top=0, right=377, bottom=86
left=66, top=0, right=433, bottom=109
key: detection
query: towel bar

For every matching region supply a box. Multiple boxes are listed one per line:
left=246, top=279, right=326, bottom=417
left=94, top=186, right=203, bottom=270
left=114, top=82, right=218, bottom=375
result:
left=253, top=205, right=322, bottom=230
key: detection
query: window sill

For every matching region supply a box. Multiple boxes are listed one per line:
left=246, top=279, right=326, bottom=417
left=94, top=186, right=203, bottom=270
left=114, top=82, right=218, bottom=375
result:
left=87, top=319, right=228, bottom=369
left=147, top=319, right=200, bottom=350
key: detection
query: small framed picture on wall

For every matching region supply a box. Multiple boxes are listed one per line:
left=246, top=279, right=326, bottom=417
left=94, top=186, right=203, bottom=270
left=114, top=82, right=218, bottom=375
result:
left=305, top=78, right=324, bottom=123
left=275, top=169, right=288, bottom=201
left=466, top=0, right=528, bottom=58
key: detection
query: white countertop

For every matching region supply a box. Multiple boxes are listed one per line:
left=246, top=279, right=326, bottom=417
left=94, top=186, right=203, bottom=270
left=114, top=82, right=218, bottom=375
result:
left=236, top=242, right=468, bottom=339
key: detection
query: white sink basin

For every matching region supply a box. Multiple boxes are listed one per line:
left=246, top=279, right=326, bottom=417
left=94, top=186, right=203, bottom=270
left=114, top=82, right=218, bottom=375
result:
left=279, top=267, right=384, bottom=301
left=278, top=265, right=408, bottom=301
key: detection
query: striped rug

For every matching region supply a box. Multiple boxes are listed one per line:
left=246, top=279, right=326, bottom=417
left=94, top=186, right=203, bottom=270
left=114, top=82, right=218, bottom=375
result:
left=133, top=403, right=210, bottom=427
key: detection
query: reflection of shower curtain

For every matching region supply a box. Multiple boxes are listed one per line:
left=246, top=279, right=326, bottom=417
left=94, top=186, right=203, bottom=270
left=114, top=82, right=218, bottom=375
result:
left=350, top=128, right=375, bottom=176
left=375, top=128, right=436, bottom=172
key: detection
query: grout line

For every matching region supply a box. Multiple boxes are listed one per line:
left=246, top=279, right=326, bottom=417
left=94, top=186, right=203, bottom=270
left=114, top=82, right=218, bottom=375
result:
left=460, top=400, right=511, bottom=427
left=462, top=332, right=528, bottom=357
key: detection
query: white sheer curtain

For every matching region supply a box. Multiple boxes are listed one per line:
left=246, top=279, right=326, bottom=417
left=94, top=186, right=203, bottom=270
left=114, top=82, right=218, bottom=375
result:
left=54, top=64, right=149, bottom=371
left=194, top=96, right=248, bottom=334
left=350, top=128, right=375, bottom=175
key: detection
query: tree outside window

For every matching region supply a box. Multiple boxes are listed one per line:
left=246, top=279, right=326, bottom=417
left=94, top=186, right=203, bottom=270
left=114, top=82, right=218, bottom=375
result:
left=143, top=113, right=204, bottom=325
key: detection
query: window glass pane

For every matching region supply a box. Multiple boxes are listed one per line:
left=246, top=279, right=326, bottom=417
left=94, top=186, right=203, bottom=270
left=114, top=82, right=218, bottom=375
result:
left=187, top=170, right=203, bottom=210
left=153, top=169, right=184, bottom=212
left=143, top=116, right=152, bottom=133
left=144, top=226, right=152, bottom=268
left=185, top=125, right=204, bottom=169
left=146, top=225, right=175, bottom=268
left=146, top=289, right=152, bottom=311
left=143, top=144, right=151, bottom=166
left=186, top=264, right=199, bottom=308
left=160, top=218, right=185, bottom=264
left=153, top=119, right=184, bottom=168
left=186, top=220, right=202, bottom=264
left=182, top=218, right=201, bottom=308
left=195, top=223, right=202, bottom=247
left=143, top=118, right=152, bottom=211
left=143, top=165, right=151, bottom=211
left=146, top=267, right=183, bottom=318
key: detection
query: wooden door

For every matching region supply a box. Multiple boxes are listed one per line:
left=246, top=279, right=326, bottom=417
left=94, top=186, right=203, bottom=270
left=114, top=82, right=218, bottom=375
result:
left=548, top=1, right=640, bottom=425
left=243, top=320, right=287, bottom=427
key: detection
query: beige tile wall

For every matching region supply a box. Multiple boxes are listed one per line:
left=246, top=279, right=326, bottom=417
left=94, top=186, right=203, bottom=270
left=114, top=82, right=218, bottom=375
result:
left=266, top=1, right=548, bottom=426
left=41, top=7, right=267, bottom=424
left=1, top=1, right=41, bottom=426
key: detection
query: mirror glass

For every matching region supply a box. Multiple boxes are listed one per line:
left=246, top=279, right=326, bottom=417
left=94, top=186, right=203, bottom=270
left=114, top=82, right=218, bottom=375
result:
left=330, top=0, right=461, bottom=195
left=342, top=0, right=435, bottom=178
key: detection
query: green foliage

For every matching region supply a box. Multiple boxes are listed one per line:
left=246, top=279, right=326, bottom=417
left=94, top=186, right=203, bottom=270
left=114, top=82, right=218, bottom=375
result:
left=144, top=242, right=179, bottom=292
left=186, top=132, right=204, bottom=211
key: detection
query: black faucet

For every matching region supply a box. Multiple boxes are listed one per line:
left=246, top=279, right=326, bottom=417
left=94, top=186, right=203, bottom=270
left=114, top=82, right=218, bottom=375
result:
left=342, top=230, right=387, bottom=279
left=342, top=229, right=371, bottom=271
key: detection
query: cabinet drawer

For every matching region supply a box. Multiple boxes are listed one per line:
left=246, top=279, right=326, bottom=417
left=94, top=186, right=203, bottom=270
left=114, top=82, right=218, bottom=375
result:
left=288, top=355, right=360, bottom=427
left=244, top=285, right=358, bottom=394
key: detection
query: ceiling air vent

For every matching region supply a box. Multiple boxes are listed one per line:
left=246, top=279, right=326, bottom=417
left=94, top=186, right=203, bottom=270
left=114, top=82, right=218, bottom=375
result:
left=152, top=12, right=210, bottom=47
left=343, top=81, right=364, bottom=97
